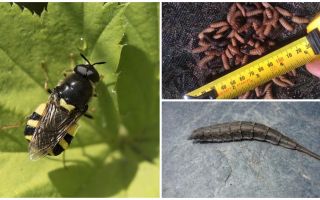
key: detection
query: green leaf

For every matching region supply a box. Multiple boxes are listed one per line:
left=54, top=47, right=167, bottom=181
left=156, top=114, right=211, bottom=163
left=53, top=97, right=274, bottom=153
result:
left=0, top=2, right=159, bottom=197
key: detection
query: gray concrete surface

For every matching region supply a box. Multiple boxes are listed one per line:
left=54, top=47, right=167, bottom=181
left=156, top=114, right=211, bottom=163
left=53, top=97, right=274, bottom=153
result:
left=162, top=102, right=320, bottom=197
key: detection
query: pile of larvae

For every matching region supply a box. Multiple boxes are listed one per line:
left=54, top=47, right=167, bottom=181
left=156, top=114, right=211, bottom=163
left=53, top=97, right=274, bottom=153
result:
left=192, top=3, right=310, bottom=99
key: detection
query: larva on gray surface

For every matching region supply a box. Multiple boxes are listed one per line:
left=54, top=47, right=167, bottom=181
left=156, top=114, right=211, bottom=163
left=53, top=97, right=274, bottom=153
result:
left=197, top=55, right=215, bottom=68
left=275, top=6, right=292, bottom=17
left=292, top=16, right=309, bottom=24
left=210, top=20, right=229, bottom=28
left=192, top=46, right=209, bottom=53
left=279, top=17, right=294, bottom=31
left=189, top=121, right=320, bottom=160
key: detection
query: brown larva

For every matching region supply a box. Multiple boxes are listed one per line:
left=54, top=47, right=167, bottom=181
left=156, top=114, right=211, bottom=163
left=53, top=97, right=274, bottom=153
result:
left=227, top=3, right=237, bottom=24
left=275, top=6, right=292, bottom=17
left=279, top=75, right=294, bottom=86
left=213, top=33, right=224, bottom=39
left=216, top=25, right=230, bottom=34
left=228, top=44, right=240, bottom=55
left=210, top=20, right=229, bottom=28
left=249, top=46, right=265, bottom=55
left=246, top=9, right=263, bottom=17
left=221, top=53, right=230, bottom=70
left=241, top=55, right=249, bottom=65
left=272, top=77, right=289, bottom=87
left=235, top=55, right=242, bottom=66
left=279, top=17, right=294, bottom=31
left=263, top=83, right=274, bottom=99
left=261, top=2, right=272, bottom=8
left=265, top=8, right=273, bottom=19
left=230, top=10, right=242, bottom=29
left=238, top=23, right=252, bottom=33
left=231, top=37, right=237, bottom=46
left=225, top=48, right=233, bottom=59
left=205, top=50, right=221, bottom=56
left=247, top=39, right=255, bottom=47
left=198, top=40, right=210, bottom=47
left=263, top=25, right=272, bottom=36
left=255, top=87, right=262, bottom=97
left=192, top=46, right=209, bottom=54
left=236, top=3, right=246, bottom=16
left=227, top=30, right=235, bottom=38
left=292, top=16, right=309, bottom=24
left=238, top=91, right=251, bottom=99
left=198, top=55, right=215, bottom=68
left=234, top=32, right=245, bottom=43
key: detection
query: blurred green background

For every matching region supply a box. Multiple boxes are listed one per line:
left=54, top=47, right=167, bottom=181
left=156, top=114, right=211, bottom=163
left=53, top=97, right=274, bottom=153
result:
left=0, top=2, right=159, bottom=197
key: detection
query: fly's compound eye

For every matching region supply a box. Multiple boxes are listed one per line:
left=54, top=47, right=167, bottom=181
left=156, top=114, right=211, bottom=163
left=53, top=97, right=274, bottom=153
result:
left=74, top=65, right=100, bottom=82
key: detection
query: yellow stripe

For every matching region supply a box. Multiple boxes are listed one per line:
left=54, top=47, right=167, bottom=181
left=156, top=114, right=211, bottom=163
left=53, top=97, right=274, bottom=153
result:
left=67, top=123, right=79, bottom=136
left=35, top=103, right=47, bottom=115
left=60, top=98, right=75, bottom=112
left=27, top=119, right=39, bottom=127
left=59, top=139, right=69, bottom=150
left=25, top=135, right=32, bottom=141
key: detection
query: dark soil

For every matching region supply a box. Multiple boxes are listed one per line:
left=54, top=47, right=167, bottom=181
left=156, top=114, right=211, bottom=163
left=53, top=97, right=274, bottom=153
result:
left=162, top=2, right=320, bottom=99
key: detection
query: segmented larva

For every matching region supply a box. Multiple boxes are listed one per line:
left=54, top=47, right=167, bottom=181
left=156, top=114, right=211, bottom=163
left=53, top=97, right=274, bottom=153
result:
left=265, top=8, right=273, bottom=19
left=249, top=46, right=265, bottom=55
left=279, top=75, right=294, bottom=86
left=292, top=16, right=309, bottom=24
left=221, top=53, right=230, bottom=70
left=261, top=2, right=272, bottom=8
left=238, top=23, right=251, bottom=33
left=246, top=9, right=263, bottom=17
left=263, top=25, right=272, bottom=36
left=263, top=83, right=274, bottom=99
left=255, top=87, right=262, bottom=97
left=198, top=40, right=210, bottom=47
left=213, top=33, right=224, bottom=39
left=279, top=17, right=294, bottom=31
left=234, top=32, right=245, bottom=43
left=225, top=48, right=233, bottom=59
left=254, top=41, right=261, bottom=48
left=205, top=50, right=221, bottom=56
left=241, top=55, right=248, bottom=65
left=235, top=55, right=242, bottom=65
left=228, top=44, right=240, bottom=55
left=216, top=25, right=230, bottom=34
left=231, top=38, right=237, bottom=46
left=230, top=10, right=242, bottom=29
left=238, top=91, right=251, bottom=99
left=210, top=20, right=229, bottom=28
left=198, top=55, right=215, bottom=68
left=227, top=3, right=237, bottom=24
left=272, top=77, right=289, bottom=87
left=227, top=30, right=235, bottom=38
left=192, top=46, right=209, bottom=54
left=247, top=39, right=255, bottom=47
left=275, top=6, right=292, bottom=17
left=236, top=3, right=246, bottom=16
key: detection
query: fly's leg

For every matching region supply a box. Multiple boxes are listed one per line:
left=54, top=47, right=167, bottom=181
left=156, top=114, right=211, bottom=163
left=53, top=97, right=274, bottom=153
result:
left=0, top=123, right=21, bottom=130
left=41, top=61, right=52, bottom=94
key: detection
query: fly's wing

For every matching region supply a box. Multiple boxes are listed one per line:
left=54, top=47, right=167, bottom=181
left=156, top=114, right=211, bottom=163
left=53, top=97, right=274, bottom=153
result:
left=28, top=100, right=82, bottom=160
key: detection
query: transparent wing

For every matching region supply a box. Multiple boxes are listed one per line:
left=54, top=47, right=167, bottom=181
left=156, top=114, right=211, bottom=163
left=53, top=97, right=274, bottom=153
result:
left=29, top=99, right=82, bottom=160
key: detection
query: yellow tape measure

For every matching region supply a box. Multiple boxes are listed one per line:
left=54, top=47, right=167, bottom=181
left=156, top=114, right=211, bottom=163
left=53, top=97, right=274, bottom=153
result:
left=184, top=14, right=320, bottom=99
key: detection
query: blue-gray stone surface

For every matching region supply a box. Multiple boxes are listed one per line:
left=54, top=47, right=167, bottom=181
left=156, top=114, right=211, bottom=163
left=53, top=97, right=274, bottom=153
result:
left=162, top=102, right=320, bottom=197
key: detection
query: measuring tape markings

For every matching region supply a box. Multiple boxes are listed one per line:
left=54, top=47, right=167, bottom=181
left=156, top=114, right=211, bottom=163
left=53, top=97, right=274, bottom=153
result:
left=186, top=35, right=317, bottom=99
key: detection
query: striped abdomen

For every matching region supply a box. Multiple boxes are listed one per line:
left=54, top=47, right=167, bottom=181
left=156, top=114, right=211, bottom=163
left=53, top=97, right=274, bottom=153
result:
left=24, top=103, right=78, bottom=156
left=189, top=121, right=320, bottom=160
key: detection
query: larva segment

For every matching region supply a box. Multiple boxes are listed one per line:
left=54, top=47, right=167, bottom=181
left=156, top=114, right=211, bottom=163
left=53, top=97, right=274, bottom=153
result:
left=189, top=121, right=320, bottom=161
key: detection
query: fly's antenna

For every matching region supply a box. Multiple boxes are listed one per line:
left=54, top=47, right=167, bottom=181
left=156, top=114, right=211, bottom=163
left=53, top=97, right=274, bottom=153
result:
left=93, top=61, right=106, bottom=65
left=80, top=53, right=91, bottom=65
left=80, top=53, right=106, bottom=66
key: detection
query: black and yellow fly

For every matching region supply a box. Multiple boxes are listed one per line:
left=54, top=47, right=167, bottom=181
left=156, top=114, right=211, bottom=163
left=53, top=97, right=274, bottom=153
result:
left=24, top=54, right=105, bottom=160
